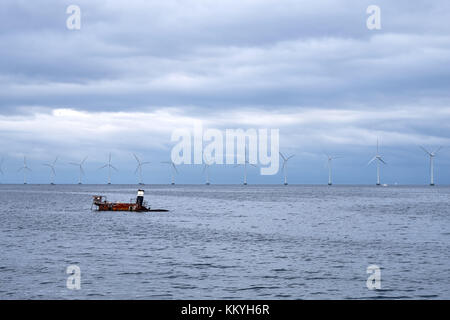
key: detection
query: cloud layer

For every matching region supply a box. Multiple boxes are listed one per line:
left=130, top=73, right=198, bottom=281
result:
left=0, top=0, right=449, bottom=184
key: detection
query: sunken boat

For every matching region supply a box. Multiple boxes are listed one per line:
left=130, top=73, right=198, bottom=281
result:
left=92, top=189, right=168, bottom=212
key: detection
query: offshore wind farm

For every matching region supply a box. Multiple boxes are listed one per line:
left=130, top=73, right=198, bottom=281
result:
left=1, top=0, right=450, bottom=302
left=0, top=142, right=447, bottom=185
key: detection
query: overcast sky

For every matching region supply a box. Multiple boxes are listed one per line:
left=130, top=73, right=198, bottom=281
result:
left=0, top=0, right=449, bottom=184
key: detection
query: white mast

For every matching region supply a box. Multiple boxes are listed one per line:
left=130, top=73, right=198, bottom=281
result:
left=99, top=153, right=118, bottom=184
left=162, top=161, right=178, bottom=185
left=43, top=157, right=58, bottom=185
left=420, top=146, right=442, bottom=186
left=279, top=152, right=294, bottom=185
left=368, top=139, right=386, bottom=186
left=18, top=156, right=32, bottom=184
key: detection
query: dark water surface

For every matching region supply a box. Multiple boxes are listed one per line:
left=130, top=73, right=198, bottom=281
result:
left=0, top=184, right=449, bottom=299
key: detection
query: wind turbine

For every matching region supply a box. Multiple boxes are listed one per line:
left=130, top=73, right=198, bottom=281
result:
left=325, top=154, right=342, bottom=186
left=235, top=147, right=257, bottom=185
left=367, top=139, right=387, bottom=186
left=279, top=152, right=294, bottom=185
left=161, top=160, right=178, bottom=185
left=133, top=154, right=150, bottom=185
left=202, top=160, right=212, bottom=185
left=43, top=157, right=58, bottom=185
left=99, top=153, right=117, bottom=184
left=69, top=157, right=87, bottom=184
left=18, top=156, right=32, bottom=184
left=420, top=146, right=442, bottom=186
left=0, top=157, right=4, bottom=183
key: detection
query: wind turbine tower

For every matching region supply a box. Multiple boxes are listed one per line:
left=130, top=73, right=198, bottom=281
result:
left=0, top=157, right=4, bottom=183
left=235, top=147, right=256, bottom=185
left=162, top=161, right=178, bottom=185
left=43, top=157, right=58, bottom=185
left=367, top=139, right=387, bottom=186
left=133, top=154, right=150, bottom=185
left=420, top=146, right=442, bottom=186
left=325, top=154, right=342, bottom=186
left=70, top=157, right=87, bottom=184
left=203, top=161, right=212, bottom=185
left=99, top=153, right=118, bottom=184
left=18, top=156, right=32, bottom=184
left=279, top=152, right=294, bottom=185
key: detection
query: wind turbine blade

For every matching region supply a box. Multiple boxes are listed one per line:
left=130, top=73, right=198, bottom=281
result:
left=133, top=153, right=140, bottom=164
left=134, top=166, right=140, bottom=175
left=367, top=156, right=377, bottom=165
left=69, top=162, right=79, bottom=166
left=141, top=162, right=151, bottom=166
left=419, top=146, right=431, bottom=156
left=279, top=152, right=286, bottom=161
left=80, top=166, right=85, bottom=176
left=98, top=164, right=108, bottom=170
left=52, top=168, right=56, bottom=175
left=287, top=155, right=295, bottom=160
left=53, top=157, right=58, bottom=165
left=172, top=163, right=179, bottom=174
left=378, top=157, right=387, bottom=165
left=161, top=161, right=171, bottom=164
left=81, top=156, right=88, bottom=165
left=110, top=165, right=118, bottom=172
left=250, top=163, right=258, bottom=168
left=433, top=146, right=443, bottom=154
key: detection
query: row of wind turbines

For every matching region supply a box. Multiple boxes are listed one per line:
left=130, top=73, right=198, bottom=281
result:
left=0, top=142, right=445, bottom=185
left=10, top=153, right=178, bottom=185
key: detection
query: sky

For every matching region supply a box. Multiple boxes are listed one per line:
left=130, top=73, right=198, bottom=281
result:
left=0, top=0, right=449, bottom=185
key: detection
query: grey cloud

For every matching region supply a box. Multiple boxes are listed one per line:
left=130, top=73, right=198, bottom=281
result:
left=0, top=0, right=449, bottom=183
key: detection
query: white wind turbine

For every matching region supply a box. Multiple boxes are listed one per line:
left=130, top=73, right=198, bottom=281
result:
left=133, top=154, right=150, bottom=185
left=420, top=146, right=443, bottom=186
left=279, top=152, right=294, bottom=185
left=367, top=139, right=387, bottom=186
left=43, top=157, right=58, bottom=185
left=99, top=153, right=118, bottom=184
left=234, top=147, right=256, bottom=185
left=325, top=154, right=342, bottom=186
left=0, top=157, right=4, bottom=183
left=203, top=160, right=212, bottom=185
left=69, top=157, right=87, bottom=184
left=18, top=156, right=32, bottom=184
left=161, top=160, right=178, bottom=185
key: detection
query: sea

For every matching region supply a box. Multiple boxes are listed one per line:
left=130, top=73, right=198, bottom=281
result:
left=0, top=184, right=449, bottom=299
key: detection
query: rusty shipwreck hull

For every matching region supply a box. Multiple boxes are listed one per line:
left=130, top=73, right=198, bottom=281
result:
left=94, top=201, right=150, bottom=212
left=92, top=190, right=168, bottom=212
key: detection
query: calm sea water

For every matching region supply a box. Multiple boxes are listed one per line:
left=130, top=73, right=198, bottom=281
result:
left=0, top=184, right=449, bottom=299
